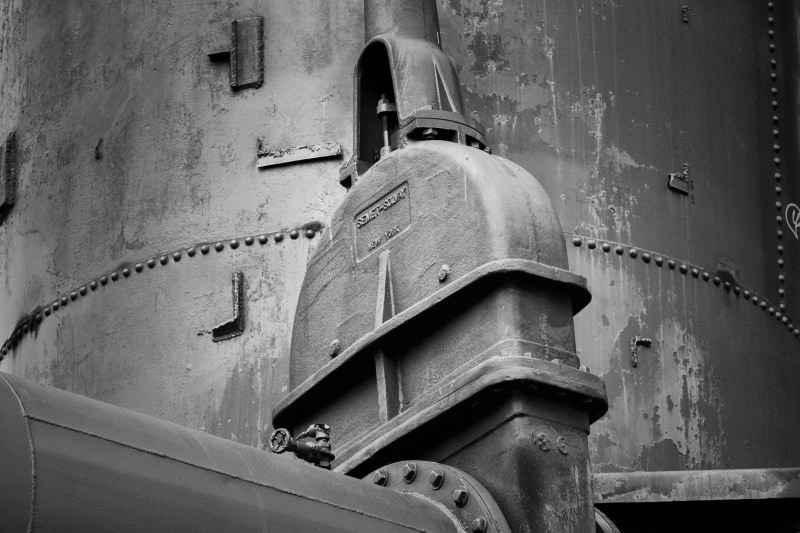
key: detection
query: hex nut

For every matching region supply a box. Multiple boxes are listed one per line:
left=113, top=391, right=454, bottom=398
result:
left=429, top=468, right=445, bottom=489
left=328, top=339, right=341, bottom=358
left=372, top=469, right=388, bottom=486
left=438, top=264, right=450, bottom=282
left=471, top=517, right=488, bottom=533
left=453, top=487, right=469, bottom=507
left=402, top=462, right=417, bottom=483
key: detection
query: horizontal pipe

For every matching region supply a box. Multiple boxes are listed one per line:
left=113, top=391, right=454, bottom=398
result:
left=0, top=372, right=456, bottom=533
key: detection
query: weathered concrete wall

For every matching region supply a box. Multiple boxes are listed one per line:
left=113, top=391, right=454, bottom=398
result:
left=0, top=0, right=361, bottom=448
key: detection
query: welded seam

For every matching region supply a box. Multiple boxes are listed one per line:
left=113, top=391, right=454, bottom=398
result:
left=0, top=374, right=37, bottom=533
left=566, top=232, right=800, bottom=341
left=0, top=222, right=324, bottom=361
left=18, top=413, right=432, bottom=533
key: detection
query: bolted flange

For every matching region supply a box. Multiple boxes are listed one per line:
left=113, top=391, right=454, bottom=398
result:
left=364, top=460, right=510, bottom=533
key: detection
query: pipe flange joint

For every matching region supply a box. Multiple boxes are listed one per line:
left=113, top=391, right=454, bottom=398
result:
left=364, top=460, right=510, bottom=533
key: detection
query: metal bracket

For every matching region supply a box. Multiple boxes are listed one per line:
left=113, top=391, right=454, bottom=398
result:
left=212, top=272, right=245, bottom=342
left=667, top=162, right=690, bottom=194
left=0, top=131, right=17, bottom=225
left=208, top=17, right=264, bottom=90
left=256, top=140, right=342, bottom=169
left=630, top=335, right=652, bottom=368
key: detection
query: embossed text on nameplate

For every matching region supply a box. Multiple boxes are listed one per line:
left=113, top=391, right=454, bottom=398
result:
left=355, top=183, right=411, bottom=259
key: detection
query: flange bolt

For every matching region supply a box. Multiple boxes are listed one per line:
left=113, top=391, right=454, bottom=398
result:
left=372, top=469, right=389, bottom=486
left=471, top=517, right=488, bottom=533
left=453, top=486, right=469, bottom=507
left=429, top=468, right=445, bottom=489
left=402, top=462, right=417, bottom=483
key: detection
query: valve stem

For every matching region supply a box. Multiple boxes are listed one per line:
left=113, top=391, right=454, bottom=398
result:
left=377, top=94, right=397, bottom=159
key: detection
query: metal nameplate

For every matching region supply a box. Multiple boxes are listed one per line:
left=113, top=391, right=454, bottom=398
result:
left=354, top=183, right=411, bottom=259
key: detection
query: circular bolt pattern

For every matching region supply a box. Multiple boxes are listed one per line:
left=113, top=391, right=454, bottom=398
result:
left=258, top=234, right=268, bottom=244
left=245, top=236, right=254, bottom=246
left=305, top=228, right=316, bottom=239
left=135, top=263, right=143, bottom=273
left=668, top=260, right=676, bottom=270
left=89, top=281, right=97, bottom=290
left=453, top=487, right=469, bottom=507
left=122, top=268, right=130, bottom=277
left=572, top=237, right=582, bottom=247
left=214, top=242, right=224, bottom=252
left=201, top=244, right=210, bottom=254
left=615, top=245, right=624, bottom=255
left=188, top=247, right=197, bottom=257
left=402, top=462, right=417, bottom=483
left=230, top=239, right=239, bottom=249
left=160, top=255, right=169, bottom=265
left=274, top=233, right=284, bottom=242
left=110, top=272, right=119, bottom=281
left=79, top=286, right=87, bottom=296
left=587, top=239, right=596, bottom=249
left=289, top=230, right=299, bottom=239
left=629, top=248, right=638, bottom=258
left=173, top=252, right=181, bottom=262
left=100, top=276, right=108, bottom=285
left=601, top=242, right=611, bottom=252
left=147, top=258, right=156, bottom=268
left=655, top=256, right=663, bottom=266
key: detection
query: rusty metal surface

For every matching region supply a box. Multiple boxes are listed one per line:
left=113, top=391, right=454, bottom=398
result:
left=437, top=0, right=800, bottom=477
left=0, top=0, right=361, bottom=448
left=594, top=468, right=800, bottom=503
left=0, top=371, right=461, bottom=533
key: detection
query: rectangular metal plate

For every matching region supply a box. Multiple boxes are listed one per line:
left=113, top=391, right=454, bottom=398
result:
left=231, top=17, right=263, bottom=90
left=354, top=183, right=411, bottom=260
left=257, top=142, right=342, bottom=169
left=0, top=131, right=16, bottom=224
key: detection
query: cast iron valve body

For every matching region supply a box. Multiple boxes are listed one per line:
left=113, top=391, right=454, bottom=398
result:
left=269, top=423, right=335, bottom=469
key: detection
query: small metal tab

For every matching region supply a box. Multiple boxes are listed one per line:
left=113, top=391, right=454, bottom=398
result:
left=257, top=141, right=342, bottom=169
left=0, top=131, right=17, bottom=225
left=208, top=17, right=264, bottom=91
left=630, top=336, right=652, bottom=368
left=667, top=162, right=690, bottom=195
left=212, top=272, right=245, bottom=342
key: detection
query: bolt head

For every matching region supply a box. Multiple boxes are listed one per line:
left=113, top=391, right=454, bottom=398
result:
left=429, top=468, right=445, bottom=489
left=453, top=487, right=469, bottom=507
left=328, top=339, right=341, bottom=358
left=401, top=462, right=417, bottom=483
left=471, top=517, right=488, bottom=533
left=372, top=469, right=389, bottom=486
left=438, top=264, right=450, bottom=282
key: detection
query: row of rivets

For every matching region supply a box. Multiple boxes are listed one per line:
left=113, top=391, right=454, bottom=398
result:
left=0, top=224, right=322, bottom=361
left=768, top=2, right=786, bottom=311
left=570, top=235, right=799, bottom=339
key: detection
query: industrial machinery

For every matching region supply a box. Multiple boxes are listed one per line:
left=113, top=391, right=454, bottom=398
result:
left=1, top=0, right=799, bottom=531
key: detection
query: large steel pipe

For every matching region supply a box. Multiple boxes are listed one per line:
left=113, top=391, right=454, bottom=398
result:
left=0, top=372, right=457, bottom=533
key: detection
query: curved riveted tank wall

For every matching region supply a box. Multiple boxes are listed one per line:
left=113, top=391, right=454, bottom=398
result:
left=0, top=0, right=362, bottom=447
left=437, top=0, right=800, bottom=472
left=1, top=0, right=799, bottom=476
